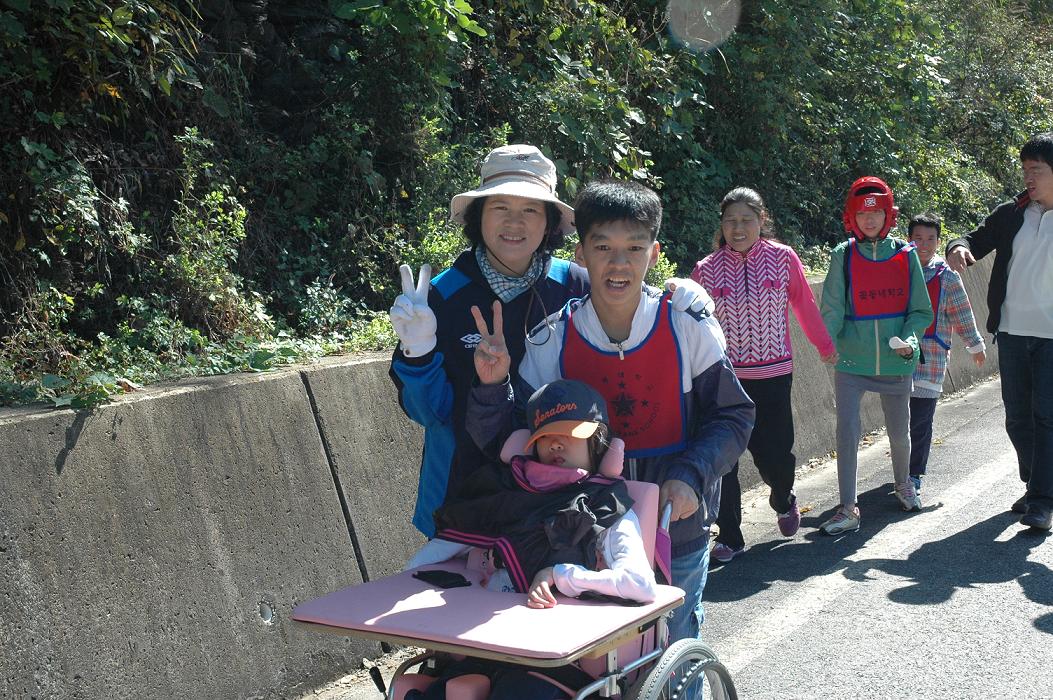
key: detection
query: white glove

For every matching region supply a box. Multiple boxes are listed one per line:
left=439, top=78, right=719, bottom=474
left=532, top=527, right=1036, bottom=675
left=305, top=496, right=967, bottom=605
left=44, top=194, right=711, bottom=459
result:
left=390, top=264, right=437, bottom=358
left=666, top=277, right=714, bottom=315
left=888, top=336, right=910, bottom=350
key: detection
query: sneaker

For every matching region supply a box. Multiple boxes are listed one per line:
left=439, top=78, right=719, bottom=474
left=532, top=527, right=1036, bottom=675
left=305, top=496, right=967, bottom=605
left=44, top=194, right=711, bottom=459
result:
left=1021, top=505, right=1052, bottom=530
left=711, top=542, right=745, bottom=563
left=910, top=475, right=923, bottom=493
left=895, top=481, right=922, bottom=512
left=820, top=506, right=860, bottom=535
left=777, top=501, right=802, bottom=537
left=1011, top=495, right=1028, bottom=514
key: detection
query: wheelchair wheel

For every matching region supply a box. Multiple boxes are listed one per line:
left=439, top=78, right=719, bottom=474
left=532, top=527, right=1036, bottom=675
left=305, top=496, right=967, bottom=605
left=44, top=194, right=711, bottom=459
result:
left=624, top=638, right=737, bottom=700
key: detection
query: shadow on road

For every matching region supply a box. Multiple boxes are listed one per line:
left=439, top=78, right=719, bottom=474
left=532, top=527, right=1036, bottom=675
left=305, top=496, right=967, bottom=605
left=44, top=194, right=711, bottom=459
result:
left=706, top=488, right=1053, bottom=634
left=844, top=511, right=1052, bottom=633
left=705, top=482, right=920, bottom=600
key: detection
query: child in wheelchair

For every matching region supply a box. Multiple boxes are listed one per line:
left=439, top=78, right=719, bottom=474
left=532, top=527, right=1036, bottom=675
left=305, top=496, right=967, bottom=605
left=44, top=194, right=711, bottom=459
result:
left=402, top=379, right=657, bottom=699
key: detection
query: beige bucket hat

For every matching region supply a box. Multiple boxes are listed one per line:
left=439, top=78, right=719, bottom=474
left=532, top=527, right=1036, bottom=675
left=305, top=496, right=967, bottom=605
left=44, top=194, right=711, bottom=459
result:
left=449, top=144, right=575, bottom=235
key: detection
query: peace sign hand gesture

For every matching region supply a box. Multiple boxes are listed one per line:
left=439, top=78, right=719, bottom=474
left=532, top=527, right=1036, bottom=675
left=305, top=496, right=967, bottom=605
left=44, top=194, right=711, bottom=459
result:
left=389, top=264, right=437, bottom=358
left=471, top=301, right=511, bottom=386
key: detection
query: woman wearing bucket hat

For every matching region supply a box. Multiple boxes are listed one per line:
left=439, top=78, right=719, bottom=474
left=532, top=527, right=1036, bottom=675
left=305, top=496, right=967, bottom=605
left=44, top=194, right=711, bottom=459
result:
left=390, top=145, right=710, bottom=537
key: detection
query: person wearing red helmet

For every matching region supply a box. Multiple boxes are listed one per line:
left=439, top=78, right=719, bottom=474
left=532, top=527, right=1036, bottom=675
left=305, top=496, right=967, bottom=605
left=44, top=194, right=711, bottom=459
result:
left=817, top=177, right=934, bottom=535
left=841, top=175, right=900, bottom=240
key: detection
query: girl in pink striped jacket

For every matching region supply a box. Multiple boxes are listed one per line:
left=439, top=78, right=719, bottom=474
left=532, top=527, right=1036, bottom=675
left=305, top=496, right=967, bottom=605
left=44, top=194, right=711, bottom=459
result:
left=691, top=187, right=837, bottom=562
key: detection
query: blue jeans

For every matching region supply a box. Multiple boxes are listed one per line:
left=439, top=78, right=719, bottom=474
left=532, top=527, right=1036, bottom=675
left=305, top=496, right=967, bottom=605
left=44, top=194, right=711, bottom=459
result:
left=998, top=333, right=1053, bottom=510
left=667, top=533, right=711, bottom=643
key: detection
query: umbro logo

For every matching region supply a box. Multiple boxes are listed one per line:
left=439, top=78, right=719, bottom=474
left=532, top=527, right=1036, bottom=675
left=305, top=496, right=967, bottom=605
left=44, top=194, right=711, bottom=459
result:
left=864, top=196, right=877, bottom=207
left=460, top=333, right=482, bottom=348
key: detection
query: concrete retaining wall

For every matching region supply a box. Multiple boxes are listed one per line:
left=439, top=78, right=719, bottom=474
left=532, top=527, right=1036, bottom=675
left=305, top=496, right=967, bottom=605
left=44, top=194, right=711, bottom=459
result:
left=0, top=371, right=389, bottom=699
left=0, top=257, right=997, bottom=698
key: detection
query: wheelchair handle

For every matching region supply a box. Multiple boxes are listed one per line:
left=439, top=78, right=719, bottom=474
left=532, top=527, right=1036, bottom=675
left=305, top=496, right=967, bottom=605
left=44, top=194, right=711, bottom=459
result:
left=660, top=501, right=673, bottom=530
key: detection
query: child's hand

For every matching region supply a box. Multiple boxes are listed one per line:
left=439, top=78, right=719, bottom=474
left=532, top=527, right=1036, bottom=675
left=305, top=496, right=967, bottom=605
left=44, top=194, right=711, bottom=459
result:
left=889, top=336, right=913, bottom=358
left=527, top=567, right=558, bottom=608
left=972, top=349, right=987, bottom=367
left=471, top=301, right=511, bottom=385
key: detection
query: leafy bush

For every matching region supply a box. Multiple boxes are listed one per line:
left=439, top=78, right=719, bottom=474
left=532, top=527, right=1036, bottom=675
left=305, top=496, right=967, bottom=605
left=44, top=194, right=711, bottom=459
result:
left=1, top=0, right=1050, bottom=408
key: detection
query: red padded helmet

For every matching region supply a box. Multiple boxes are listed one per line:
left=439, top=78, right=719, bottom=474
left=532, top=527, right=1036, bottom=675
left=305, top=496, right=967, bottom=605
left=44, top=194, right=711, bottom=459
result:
left=843, top=176, right=899, bottom=240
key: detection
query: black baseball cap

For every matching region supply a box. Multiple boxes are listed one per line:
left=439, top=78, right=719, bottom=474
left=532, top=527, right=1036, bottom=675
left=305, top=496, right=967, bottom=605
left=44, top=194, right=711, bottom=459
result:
left=524, top=379, right=609, bottom=449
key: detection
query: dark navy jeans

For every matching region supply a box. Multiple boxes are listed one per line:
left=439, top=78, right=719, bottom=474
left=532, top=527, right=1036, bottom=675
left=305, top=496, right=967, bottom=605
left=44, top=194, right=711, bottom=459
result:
left=909, top=397, right=939, bottom=477
left=997, top=333, right=1053, bottom=510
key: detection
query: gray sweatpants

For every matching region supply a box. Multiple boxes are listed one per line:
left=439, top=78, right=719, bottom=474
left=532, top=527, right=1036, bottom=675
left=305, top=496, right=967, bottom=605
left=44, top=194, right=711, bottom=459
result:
left=835, top=371, right=912, bottom=506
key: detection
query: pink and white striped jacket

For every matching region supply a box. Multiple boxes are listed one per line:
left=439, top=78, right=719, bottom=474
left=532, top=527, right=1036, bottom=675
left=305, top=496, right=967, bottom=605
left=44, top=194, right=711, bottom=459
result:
left=691, top=239, right=835, bottom=380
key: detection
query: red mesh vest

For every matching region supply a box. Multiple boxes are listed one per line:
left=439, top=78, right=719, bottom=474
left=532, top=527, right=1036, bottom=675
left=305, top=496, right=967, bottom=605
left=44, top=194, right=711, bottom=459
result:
left=923, top=264, right=950, bottom=350
left=845, top=239, right=914, bottom=320
left=560, top=295, right=687, bottom=458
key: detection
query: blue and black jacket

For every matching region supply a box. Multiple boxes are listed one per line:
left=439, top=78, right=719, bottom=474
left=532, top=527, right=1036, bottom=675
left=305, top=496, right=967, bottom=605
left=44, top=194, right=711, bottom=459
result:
left=389, top=248, right=589, bottom=536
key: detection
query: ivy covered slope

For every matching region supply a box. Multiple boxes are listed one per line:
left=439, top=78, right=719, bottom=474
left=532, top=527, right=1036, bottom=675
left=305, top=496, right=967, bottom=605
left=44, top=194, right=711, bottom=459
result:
left=1, top=0, right=1050, bottom=407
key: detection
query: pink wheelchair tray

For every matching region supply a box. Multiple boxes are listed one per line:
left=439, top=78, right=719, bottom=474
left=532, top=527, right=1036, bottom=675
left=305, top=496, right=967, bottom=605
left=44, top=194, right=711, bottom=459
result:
left=292, top=561, right=684, bottom=667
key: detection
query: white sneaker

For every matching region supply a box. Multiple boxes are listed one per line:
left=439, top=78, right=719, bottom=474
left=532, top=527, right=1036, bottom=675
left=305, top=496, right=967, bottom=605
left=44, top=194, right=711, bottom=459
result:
left=895, top=481, right=922, bottom=512
left=820, top=506, right=860, bottom=535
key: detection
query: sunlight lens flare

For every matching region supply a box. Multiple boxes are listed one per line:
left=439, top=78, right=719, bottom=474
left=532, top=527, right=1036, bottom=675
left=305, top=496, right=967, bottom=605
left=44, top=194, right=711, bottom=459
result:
left=667, top=0, right=742, bottom=52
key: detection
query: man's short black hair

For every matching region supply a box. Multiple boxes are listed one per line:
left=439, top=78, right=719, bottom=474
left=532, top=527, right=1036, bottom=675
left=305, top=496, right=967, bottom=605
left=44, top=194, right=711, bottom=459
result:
left=908, top=212, right=942, bottom=237
left=1020, top=132, right=1053, bottom=170
left=462, top=197, right=567, bottom=253
left=573, top=180, right=662, bottom=241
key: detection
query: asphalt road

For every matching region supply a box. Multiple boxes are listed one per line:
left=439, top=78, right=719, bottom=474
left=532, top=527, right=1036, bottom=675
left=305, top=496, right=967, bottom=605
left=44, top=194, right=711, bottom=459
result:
left=702, top=376, right=1052, bottom=699
left=301, top=377, right=1053, bottom=700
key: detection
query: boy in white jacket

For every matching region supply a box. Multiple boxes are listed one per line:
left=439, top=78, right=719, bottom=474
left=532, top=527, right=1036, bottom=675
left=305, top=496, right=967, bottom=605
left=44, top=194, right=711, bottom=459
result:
left=467, top=180, right=754, bottom=642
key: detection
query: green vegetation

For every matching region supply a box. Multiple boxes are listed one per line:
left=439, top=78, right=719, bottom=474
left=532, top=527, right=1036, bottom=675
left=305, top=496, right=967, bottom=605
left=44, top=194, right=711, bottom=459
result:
left=1, top=0, right=1050, bottom=407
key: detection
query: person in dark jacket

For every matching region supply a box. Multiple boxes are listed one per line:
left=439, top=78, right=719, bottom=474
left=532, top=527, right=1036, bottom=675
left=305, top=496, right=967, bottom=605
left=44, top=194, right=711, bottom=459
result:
left=389, top=145, right=585, bottom=536
left=389, top=145, right=710, bottom=536
left=946, top=132, right=1053, bottom=531
left=466, top=180, right=755, bottom=642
